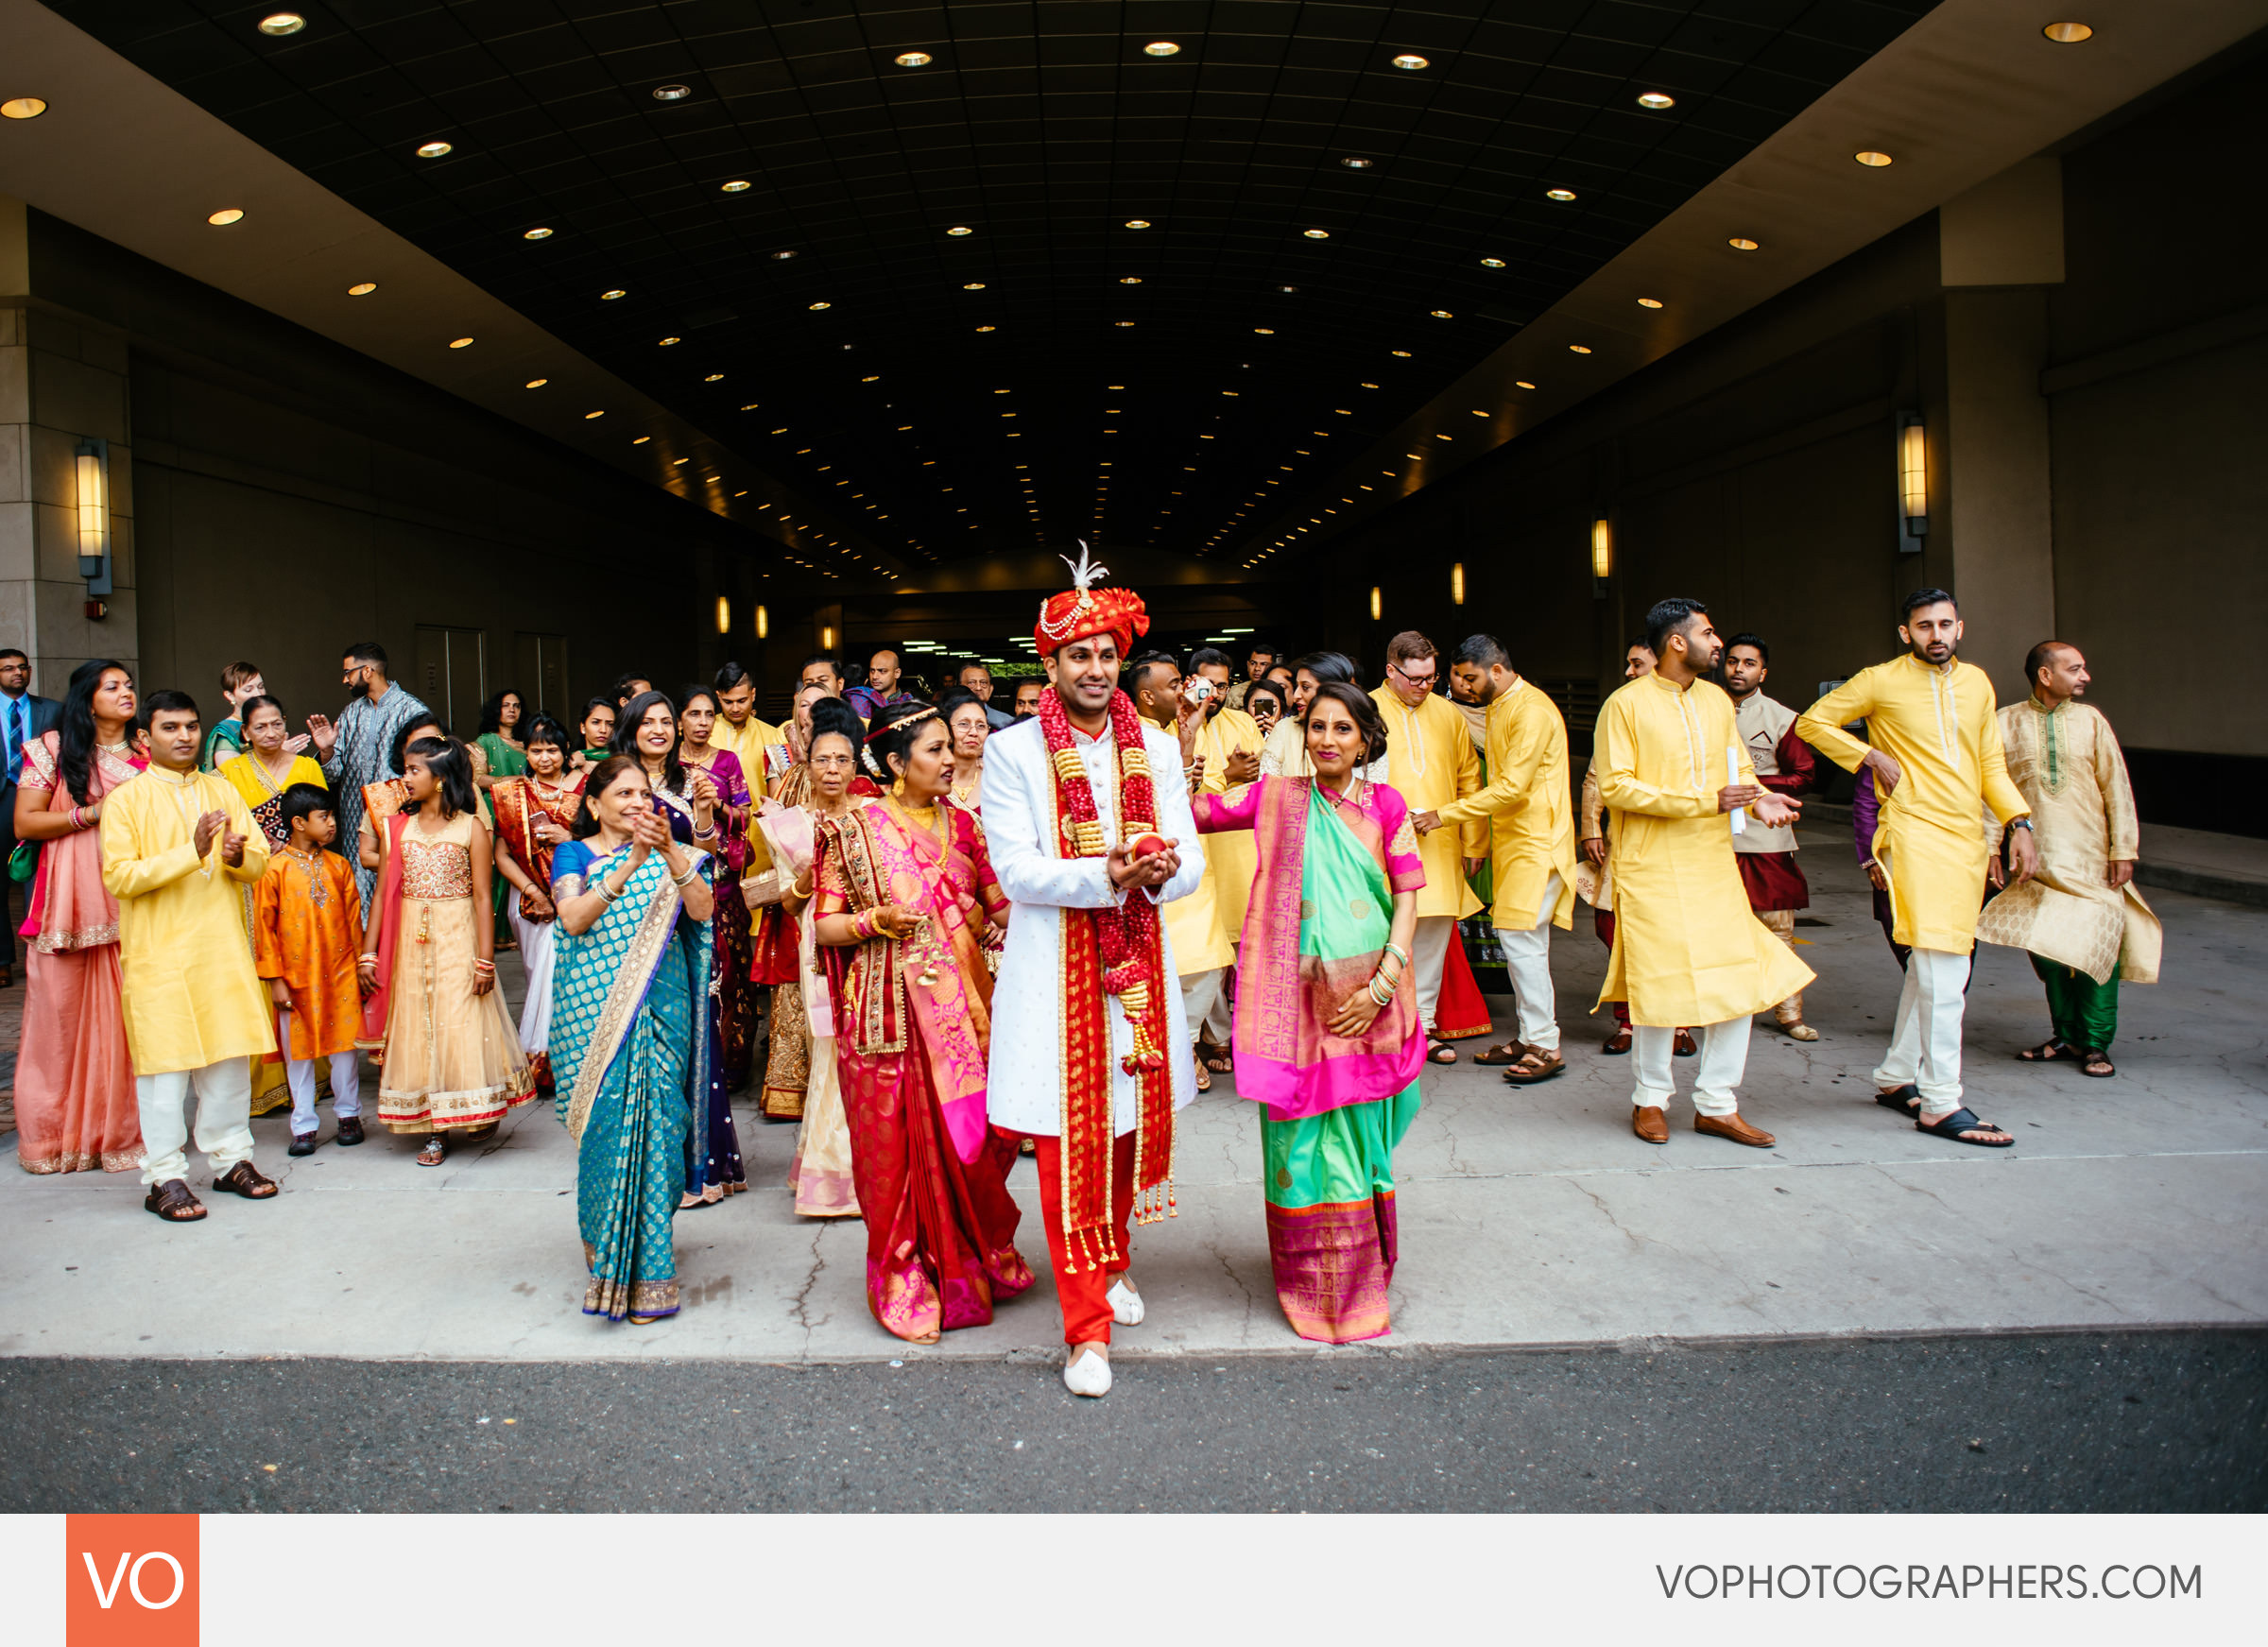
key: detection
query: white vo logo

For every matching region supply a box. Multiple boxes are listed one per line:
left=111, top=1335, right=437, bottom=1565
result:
left=82, top=1551, right=188, bottom=1610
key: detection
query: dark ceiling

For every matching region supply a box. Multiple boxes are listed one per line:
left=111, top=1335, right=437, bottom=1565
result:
left=53, top=0, right=1936, bottom=578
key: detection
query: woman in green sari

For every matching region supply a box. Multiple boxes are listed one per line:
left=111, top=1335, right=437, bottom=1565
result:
left=547, top=755, right=717, bottom=1325
left=473, top=690, right=529, bottom=791
left=1194, top=680, right=1426, bottom=1343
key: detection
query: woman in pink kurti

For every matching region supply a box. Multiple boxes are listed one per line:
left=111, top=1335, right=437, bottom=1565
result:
left=1194, top=682, right=1426, bottom=1343
left=12, top=661, right=146, bottom=1174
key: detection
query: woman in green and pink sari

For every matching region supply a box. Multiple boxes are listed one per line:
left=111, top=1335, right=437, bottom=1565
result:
left=1194, top=680, right=1426, bottom=1343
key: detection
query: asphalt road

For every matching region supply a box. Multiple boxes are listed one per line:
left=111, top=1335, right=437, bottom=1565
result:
left=5, top=1329, right=2260, bottom=1513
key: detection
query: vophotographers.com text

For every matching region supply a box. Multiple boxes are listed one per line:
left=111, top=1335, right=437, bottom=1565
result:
left=1657, top=1564, right=2202, bottom=1602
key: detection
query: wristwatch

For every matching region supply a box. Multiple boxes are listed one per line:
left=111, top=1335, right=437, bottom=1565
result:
left=2009, top=818, right=2034, bottom=832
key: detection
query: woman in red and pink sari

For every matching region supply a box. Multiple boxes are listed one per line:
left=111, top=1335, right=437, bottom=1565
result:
left=13, top=661, right=146, bottom=1175
left=812, top=701, right=1034, bottom=1344
left=1194, top=681, right=1426, bottom=1343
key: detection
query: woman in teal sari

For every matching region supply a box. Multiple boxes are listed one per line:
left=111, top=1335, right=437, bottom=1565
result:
left=1194, top=681, right=1426, bottom=1343
left=547, top=754, right=717, bottom=1325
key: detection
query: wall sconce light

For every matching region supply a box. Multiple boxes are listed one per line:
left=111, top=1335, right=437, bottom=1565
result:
left=821, top=624, right=836, bottom=650
left=755, top=604, right=769, bottom=641
left=1450, top=562, right=1465, bottom=606
left=1897, top=412, right=1927, bottom=554
left=1590, top=515, right=1612, bottom=598
left=76, top=438, right=113, bottom=596
left=714, top=595, right=731, bottom=635
left=1368, top=586, right=1383, bottom=622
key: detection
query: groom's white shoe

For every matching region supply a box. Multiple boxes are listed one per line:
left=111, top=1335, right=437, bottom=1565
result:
left=1063, top=1347, right=1113, bottom=1398
left=1107, top=1278, right=1145, bottom=1327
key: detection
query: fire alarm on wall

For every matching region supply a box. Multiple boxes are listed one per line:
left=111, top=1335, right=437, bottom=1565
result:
left=84, top=598, right=108, bottom=620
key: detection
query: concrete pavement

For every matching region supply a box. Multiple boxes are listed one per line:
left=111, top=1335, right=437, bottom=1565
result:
left=2, top=826, right=2263, bottom=1365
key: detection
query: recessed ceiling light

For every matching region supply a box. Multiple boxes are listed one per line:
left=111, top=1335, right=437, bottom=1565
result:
left=1569, top=343, right=1592, bottom=353
left=1431, top=309, right=1452, bottom=318
left=257, top=12, right=305, bottom=35
left=347, top=282, right=378, bottom=297
left=1637, top=297, right=1664, bottom=308
left=1637, top=91, right=1675, bottom=110
left=1254, top=327, right=1275, bottom=335
left=1361, top=382, right=1380, bottom=388
left=659, top=335, right=681, bottom=345
left=523, top=226, right=553, bottom=240
left=771, top=249, right=798, bottom=261
left=975, top=324, right=996, bottom=333
left=600, top=288, right=627, bottom=300
left=894, top=50, right=933, bottom=67
left=0, top=97, right=47, bottom=120
left=652, top=84, right=693, bottom=101
left=207, top=208, right=245, bottom=227
left=704, top=373, right=724, bottom=382
left=448, top=336, right=473, bottom=349
left=416, top=140, right=452, bottom=159
left=1853, top=150, right=1893, bottom=167
left=1728, top=236, right=1760, bottom=251
left=1515, top=379, right=1536, bottom=389
left=1143, top=41, right=1180, bottom=57
left=1125, top=218, right=1151, bottom=229
left=1480, top=256, right=1505, bottom=269
left=1470, top=408, right=1488, bottom=417
left=584, top=409, right=604, bottom=419
left=741, top=403, right=759, bottom=409
left=1546, top=188, right=1577, bottom=202
left=1303, top=229, right=1330, bottom=240
left=2042, top=22, right=2094, bottom=43
left=524, top=378, right=548, bottom=388
left=862, top=376, right=880, bottom=382
left=1115, top=320, right=1136, bottom=328
left=946, top=225, right=972, bottom=236
left=1390, top=349, right=1412, bottom=357
left=633, top=436, right=651, bottom=445
left=1341, top=157, right=1373, bottom=169
left=1391, top=54, right=1429, bottom=70
left=808, top=301, right=831, bottom=310
left=1119, top=276, right=1142, bottom=284
left=961, top=283, right=986, bottom=290
left=721, top=179, right=750, bottom=192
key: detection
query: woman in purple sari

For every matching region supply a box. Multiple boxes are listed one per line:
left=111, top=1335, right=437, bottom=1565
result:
left=1194, top=681, right=1426, bottom=1343
left=678, top=685, right=759, bottom=1092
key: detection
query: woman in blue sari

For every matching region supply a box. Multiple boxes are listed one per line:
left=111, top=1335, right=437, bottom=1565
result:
left=547, top=755, right=718, bottom=1325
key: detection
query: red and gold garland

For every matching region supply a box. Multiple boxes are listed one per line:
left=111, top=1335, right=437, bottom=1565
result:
left=1038, top=682, right=1177, bottom=1268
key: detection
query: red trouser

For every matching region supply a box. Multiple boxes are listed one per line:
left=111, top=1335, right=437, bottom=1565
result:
left=1025, top=1129, right=1136, bottom=1346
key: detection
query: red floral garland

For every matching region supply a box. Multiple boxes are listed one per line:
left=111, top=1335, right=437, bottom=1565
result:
left=1038, top=684, right=1164, bottom=1007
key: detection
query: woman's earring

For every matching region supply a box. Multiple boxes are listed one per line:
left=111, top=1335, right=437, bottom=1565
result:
left=891, top=777, right=906, bottom=798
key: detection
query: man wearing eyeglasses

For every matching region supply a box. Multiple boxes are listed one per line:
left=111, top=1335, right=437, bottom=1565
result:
left=310, top=642, right=430, bottom=907
left=1368, top=631, right=1486, bottom=1065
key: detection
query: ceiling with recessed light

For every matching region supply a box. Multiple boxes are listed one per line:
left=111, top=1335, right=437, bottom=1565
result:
left=50, top=0, right=1941, bottom=574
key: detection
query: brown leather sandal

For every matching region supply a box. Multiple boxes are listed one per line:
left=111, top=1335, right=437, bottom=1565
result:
left=1501, top=1048, right=1566, bottom=1085
left=213, top=1160, right=279, bottom=1200
left=144, top=1178, right=206, bottom=1222
left=1472, top=1039, right=1531, bottom=1067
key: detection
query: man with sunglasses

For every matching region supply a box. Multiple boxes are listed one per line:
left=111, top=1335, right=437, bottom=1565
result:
left=1369, top=631, right=1486, bottom=1064
left=310, top=642, right=430, bottom=906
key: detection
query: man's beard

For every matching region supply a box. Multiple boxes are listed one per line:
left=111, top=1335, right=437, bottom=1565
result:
left=346, top=678, right=370, bottom=700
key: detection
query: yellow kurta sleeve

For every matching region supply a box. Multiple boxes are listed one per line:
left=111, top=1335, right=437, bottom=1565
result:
left=1436, top=695, right=1532, bottom=828
left=1595, top=695, right=1719, bottom=820
left=1793, top=673, right=1878, bottom=773
left=1450, top=714, right=1486, bottom=860
left=100, top=788, right=207, bottom=901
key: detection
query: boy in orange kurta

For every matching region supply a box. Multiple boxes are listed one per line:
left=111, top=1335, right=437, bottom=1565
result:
left=252, top=784, right=366, bottom=1155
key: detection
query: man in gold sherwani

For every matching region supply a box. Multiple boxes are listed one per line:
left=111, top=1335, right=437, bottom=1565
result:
left=1421, top=632, right=1577, bottom=1083
left=1796, top=590, right=2038, bottom=1147
left=1976, top=642, right=2159, bottom=1077
left=1372, top=631, right=1486, bottom=1061
left=102, top=690, right=279, bottom=1222
left=1595, top=600, right=1812, bottom=1147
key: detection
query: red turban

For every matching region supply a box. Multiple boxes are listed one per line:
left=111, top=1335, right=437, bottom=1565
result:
left=1033, top=545, right=1150, bottom=658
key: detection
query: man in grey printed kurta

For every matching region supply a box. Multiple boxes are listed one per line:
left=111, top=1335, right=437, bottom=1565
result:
left=310, top=641, right=431, bottom=907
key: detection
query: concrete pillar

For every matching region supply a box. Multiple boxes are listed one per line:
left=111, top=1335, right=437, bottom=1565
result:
left=1934, top=161, right=2063, bottom=700
left=0, top=195, right=137, bottom=699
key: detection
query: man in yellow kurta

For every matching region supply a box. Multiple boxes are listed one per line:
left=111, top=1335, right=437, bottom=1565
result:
left=1130, top=653, right=1234, bottom=1085
left=1796, top=589, right=2037, bottom=1147
left=101, top=690, right=279, bottom=1220
left=1367, top=632, right=1485, bottom=1060
left=1595, top=601, right=1812, bottom=1147
left=1421, top=633, right=1577, bottom=1082
left=1189, top=649, right=1263, bottom=1064
left=1977, top=641, right=2158, bottom=1077
left=709, top=661, right=779, bottom=798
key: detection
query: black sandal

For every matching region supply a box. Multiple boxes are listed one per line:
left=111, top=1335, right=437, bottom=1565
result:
left=2080, top=1049, right=2117, bottom=1078
left=1875, top=1082, right=1921, bottom=1112
left=2017, top=1039, right=2078, bottom=1063
left=143, top=1178, right=206, bottom=1222
left=1916, top=1107, right=2014, bottom=1147
left=213, top=1160, right=279, bottom=1199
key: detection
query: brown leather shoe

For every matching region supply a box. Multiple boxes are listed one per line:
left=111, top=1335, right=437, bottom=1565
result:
left=1673, top=1028, right=1699, bottom=1057
left=1694, top=1111, right=1777, bottom=1148
left=213, top=1160, right=280, bottom=1199
left=1601, top=1024, right=1633, bottom=1055
left=1632, top=1106, right=1669, bottom=1144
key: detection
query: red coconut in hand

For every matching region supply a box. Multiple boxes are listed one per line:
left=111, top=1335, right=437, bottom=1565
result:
left=1127, top=832, right=1169, bottom=861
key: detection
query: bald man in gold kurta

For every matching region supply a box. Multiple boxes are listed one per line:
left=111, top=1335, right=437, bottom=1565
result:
left=1796, top=592, right=2036, bottom=1147
left=1595, top=606, right=1810, bottom=1147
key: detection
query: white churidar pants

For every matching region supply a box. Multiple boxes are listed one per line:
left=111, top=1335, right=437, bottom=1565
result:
left=1179, top=968, right=1224, bottom=1052
left=1202, top=949, right=1236, bottom=1046
left=1631, top=1019, right=1748, bottom=1117
left=277, top=1006, right=362, bottom=1136
left=1874, top=945, right=1969, bottom=1109
left=1493, top=870, right=1563, bottom=1053
left=1410, top=915, right=1454, bottom=1040
left=136, top=1055, right=254, bottom=1187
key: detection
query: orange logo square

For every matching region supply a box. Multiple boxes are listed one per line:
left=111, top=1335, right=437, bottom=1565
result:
left=65, top=1515, right=198, bottom=1647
